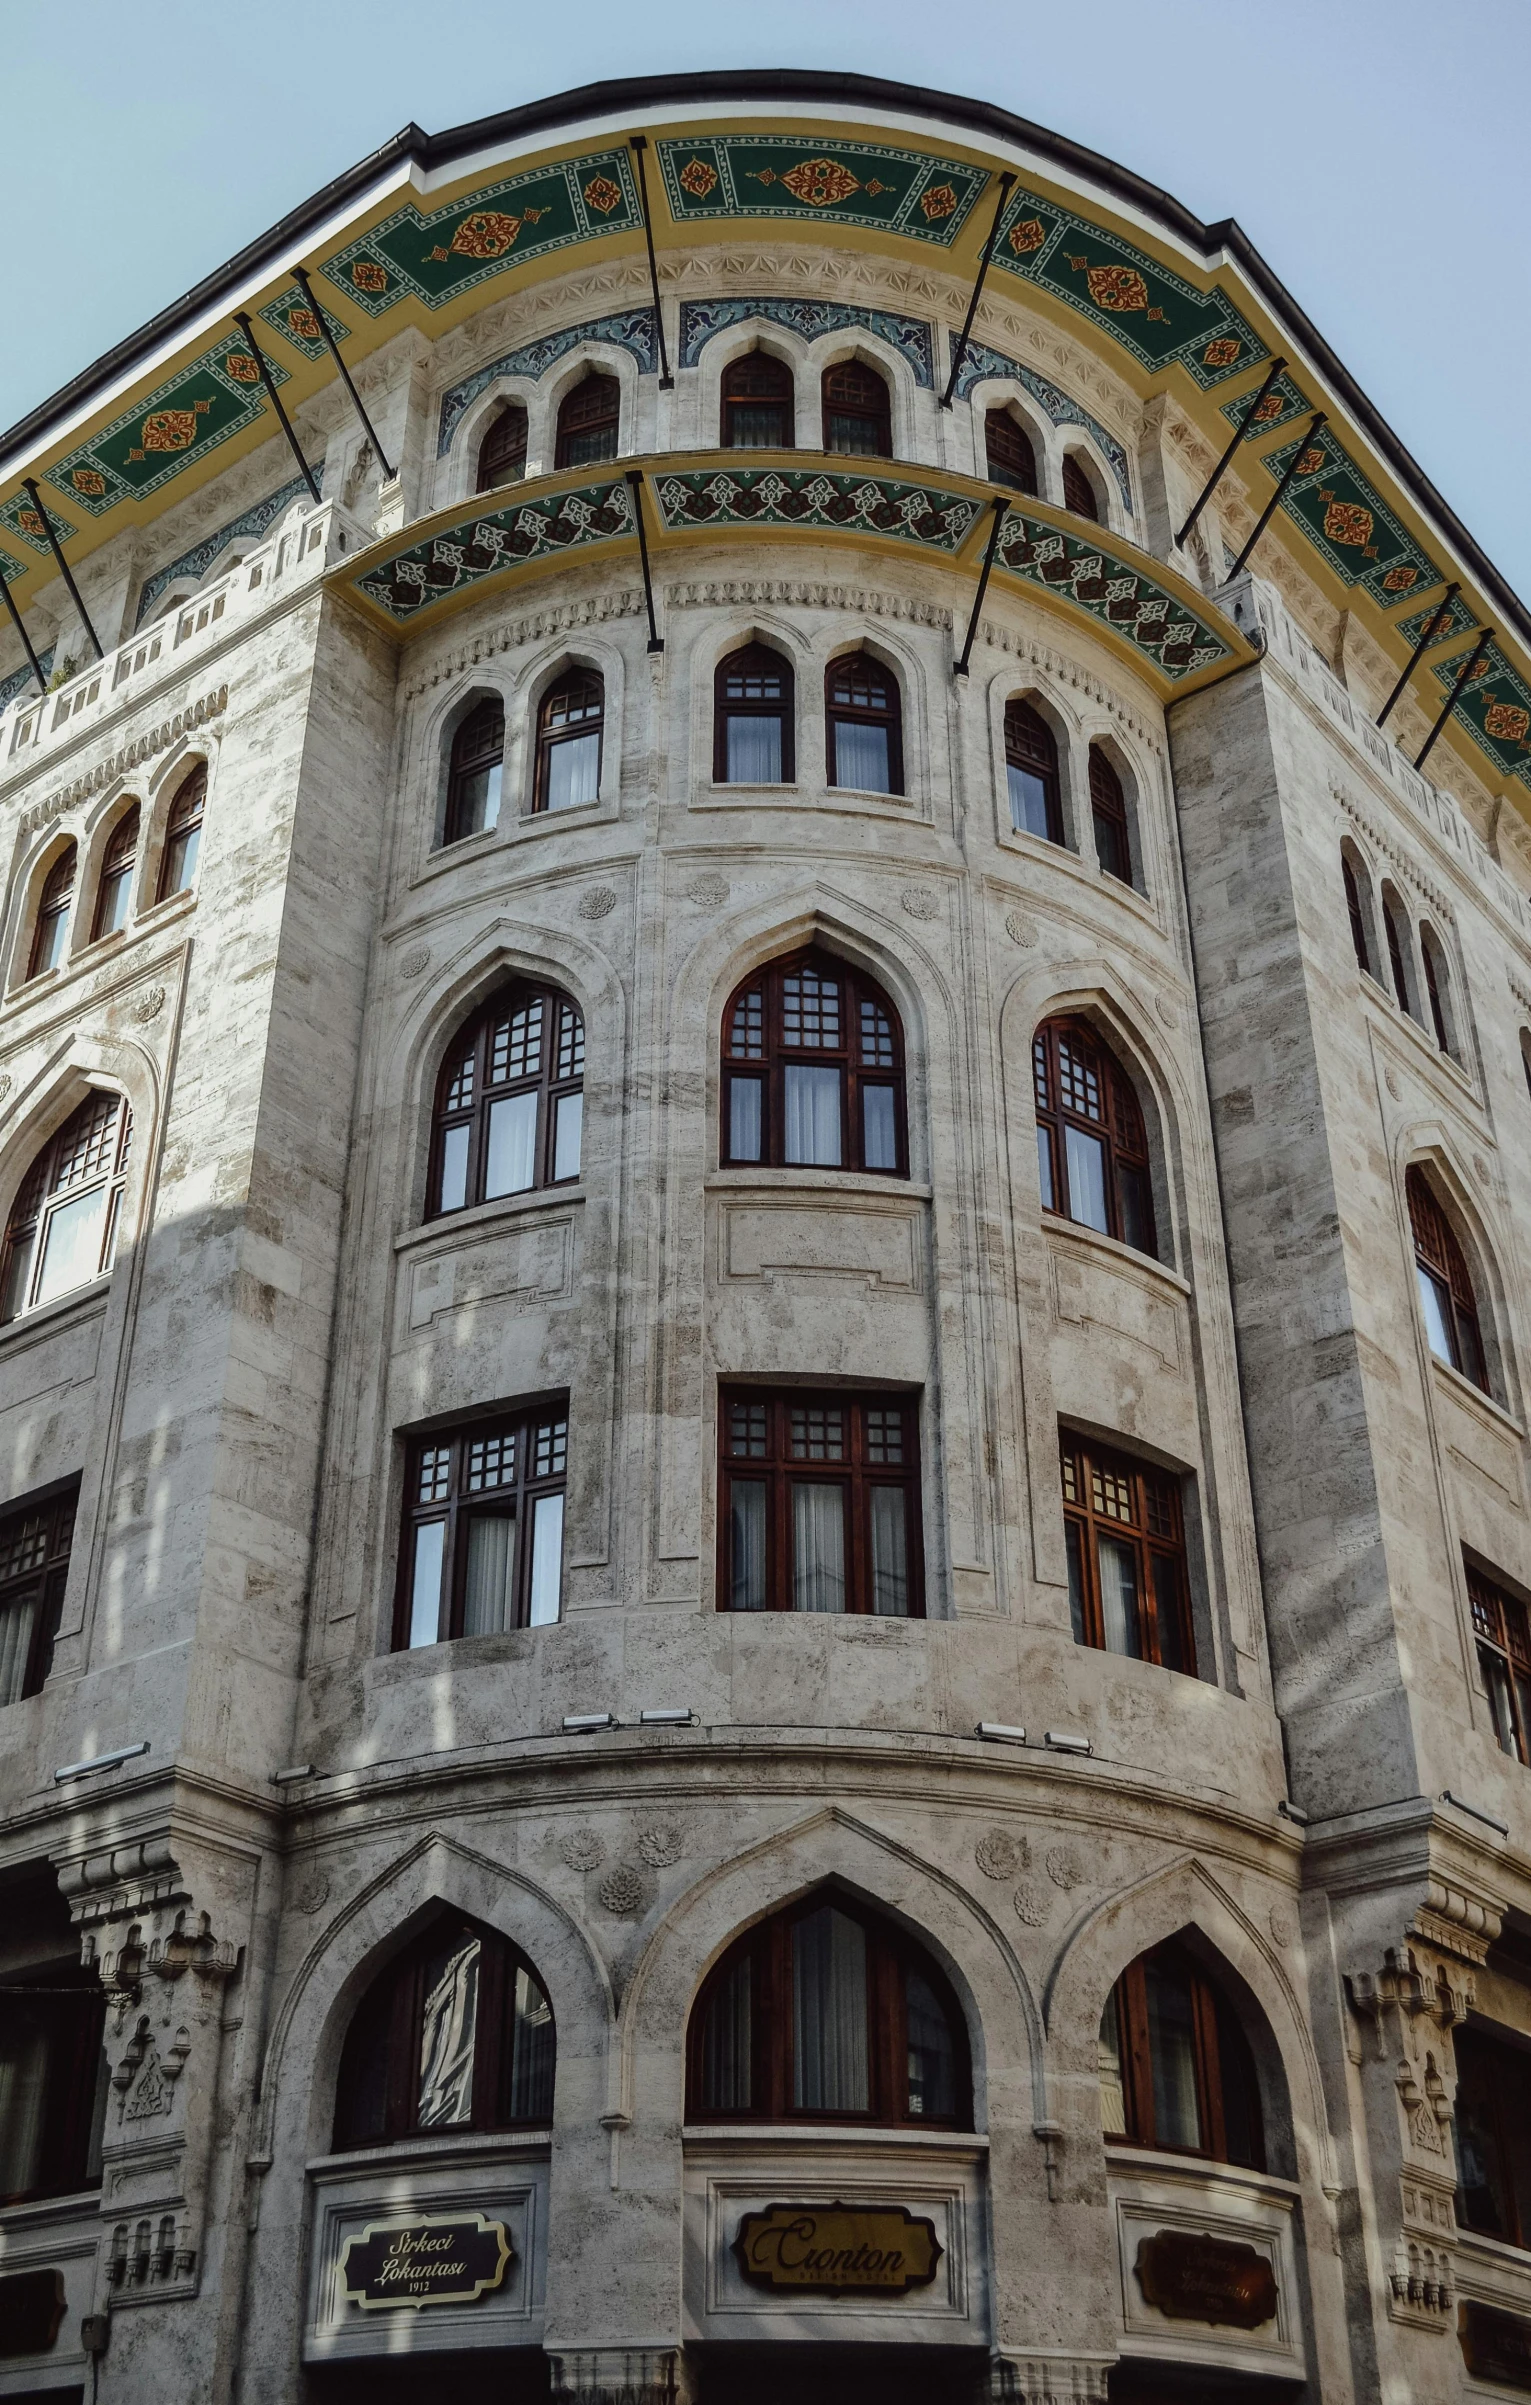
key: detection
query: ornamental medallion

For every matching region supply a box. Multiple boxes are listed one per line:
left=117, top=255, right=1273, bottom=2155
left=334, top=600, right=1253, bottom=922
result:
left=1008, top=218, right=1046, bottom=254
left=450, top=211, right=523, bottom=258
left=1086, top=264, right=1150, bottom=313
left=352, top=261, right=389, bottom=291
left=224, top=353, right=260, bottom=385
left=1324, top=499, right=1374, bottom=547
left=141, top=411, right=198, bottom=452
left=583, top=176, right=624, bottom=215
left=1203, top=336, right=1242, bottom=367
left=781, top=157, right=861, bottom=207
left=679, top=157, right=718, bottom=198
left=1485, top=700, right=1531, bottom=743
left=920, top=183, right=958, bottom=219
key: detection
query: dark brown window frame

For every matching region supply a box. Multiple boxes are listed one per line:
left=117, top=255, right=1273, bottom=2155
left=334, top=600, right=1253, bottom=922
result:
left=720, top=947, right=907, bottom=1177
left=1469, top=1562, right=1531, bottom=1766
left=714, top=643, right=795, bottom=784
left=1343, top=854, right=1372, bottom=974
left=821, top=360, right=892, bottom=458
left=1088, top=746, right=1133, bottom=885
left=394, top=1401, right=569, bottom=1650
left=554, top=371, right=620, bottom=470
left=1407, top=1166, right=1488, bottom=1391
left=429, top=981, right=584, bottom=1219
left=0, top=1910, right=107, bottom=2205
left=1061, top=1431, right=1195, bottom=1674
left=333, top=1910, right=556, bottom=2151
left=27, top=845, right=76, bottom=980
left=1004, top=699, right=1062, bottom=844
left=985, top=407, right=1038, bottom=495
left=443, top=698, right=505, bottom=845
left=1062, top=452, right=1101, bottom=521
left=721, top=351, right=795, bottom=449
left=686, top=1892, right=971, bottom=2128
left=717, top=1388, right=923, bottom=1619
left=1, top=1090, right=134, bottom=1327
left=1421, top=928, right=1453, bottom=1053
left=156, top=762, right=206, bottom=902
left=0, top=1478, right=78, bottom=1707
left=1033, top=1014, right=1156, bottom=1257
left=1383, top=890, right=1415, bottom=1017
left=91, top=805, right=141, bottom=941
left=533, top=669, right=604, bottom=813
left=1102, top=1942, right=1265, bottom=2169
left=1457, top=2021, right=1531, bottom=2249
left=476, top=403, right=528, bottom=493
left=825, top=653, right=904, bottom=794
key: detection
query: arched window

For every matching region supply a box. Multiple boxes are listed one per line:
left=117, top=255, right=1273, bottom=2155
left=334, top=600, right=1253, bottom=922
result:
left=1099, top=1942, right=1264, bottom=2169
left=1383, top=890, right=1414, bottom=1017
left=722, top=948, right=905, bottom=1175
left=156, top=763, right=205, bottom=900
left=334, top=1912, right=555, bottom=2150
left=985, top=408, right=1038, bottom=495
left=1034, top=1016, right=1155, bottom=1256
left=555, top=372, right=620, bottom=469
left=1062, top=453, right=1101, bottom=521
left=825, top=655, right=903, bottom=795
left=714, top=644, right=794, bottom=783
left=444, top=699, right=504, bottom=843
left=430, top=983, right=584, bottom=1217
left=821, top=362, right=891, bottom=459
left=1407, top=1167, right=1487, bottom=1389
left=1005, top=701, right=1062, bottom=842
left=1421, top=926, right=1453, bottom=1054
left=1088, top=747, right=1132, bottom=884
left=0, top=1876, right=108, bottom=2205
left=534, top=671, right=603, bottom=812
left=688, top=1894, right=969, bottom=2127
left=91, top=808, right=141, bottom=941
left=476, top=403, right=528, bottom=493
left=722, top=352, right=794, bottom=448
left=27, top=846, right=75, bottom=980
left=1342, top=854, right=1372, bottom=974
left=1, top=1091, right=133, bottom=1324
left=1061, top=1432, right=1194, bottom=1672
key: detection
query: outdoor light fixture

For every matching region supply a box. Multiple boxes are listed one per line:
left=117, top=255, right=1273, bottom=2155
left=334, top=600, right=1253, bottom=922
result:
left=54, top=1740, right=149, bottom=1784
left=975, top=1722, right=1027, bottom=1746
left=639, top=1708, right=695, bottom=1725
left=1044, top=1731, right=1092, bottom=1756
left=563, top=1712, right=617, bottom=1733
left=271, top=1764, right=316, bottom=1785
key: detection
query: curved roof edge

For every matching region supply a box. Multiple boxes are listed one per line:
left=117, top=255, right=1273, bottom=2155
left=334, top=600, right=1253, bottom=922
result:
left=5, top=68, right=1524, bottom=647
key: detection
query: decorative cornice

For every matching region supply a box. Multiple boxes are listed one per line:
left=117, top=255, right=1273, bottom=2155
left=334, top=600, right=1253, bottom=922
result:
left=668, top=576, right=950, bottom=631
left=1332, top=782, right=1457, bottom=925
left=20, top=684, right=228, bottom=836
left=401, top=590, right=645, bottom=701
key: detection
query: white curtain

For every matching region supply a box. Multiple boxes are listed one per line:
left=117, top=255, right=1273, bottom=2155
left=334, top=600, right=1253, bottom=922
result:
left=792, top=1483, right=846, bottom=1613
left=726, top=715, right=783, bottom=784
left=0, top=1592, right=37, bottom=1706
left=486, top=1091, right=538, bottom=1196
left=1144, top=1959, right=1202, bottom=2151
left=463, top=1516, right=515, bottom=1637
left=0, top=2017, right=47, bottom=2197
left=783, top=1065, right=842, bottom=1165
left=701, top=1953, right=753, bottom=2111
left=729, top=1076, right=763, bottom=1162
left=870, top=1487, right=908, bottom=1616
left=793, top=1907, right=868, bottom=2111
left=1064, top=1124, right=1110, bottom=1234
left=546, top=730, right=600, bottom=810
left=862, top=1086, right=897, bottom=1170
left=832, top=721, right=891, bottom=793
left=417, top=1934, right=481, bottom=2126
left=730, top=1481, right=766, bottom=1611
left=1097, top=1534, right=1142, bottom=1658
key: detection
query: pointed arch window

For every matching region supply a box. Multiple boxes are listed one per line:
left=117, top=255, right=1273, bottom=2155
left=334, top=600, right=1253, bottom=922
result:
left=826, top=655, right=903, bottom=794
left=476, top=403, right=528, bottom=493
left=688, top=1894, right=969, bottom=2126
left=444, top=699, right=504, bottom=843
left=722, top=353, right=795, bottom=448
left=1383, top=892, right=1414, bottom=1016
left=27, top=847, right=75, bottom=979
left=430, top=982, right=584, bottom=1217
left=1061, top=1432, right=1194, bottom=1673
left=715, top=644, right=794, bottom=783
left=985, top=408, right=1038, bottom=495
left=1343, top=855, right=1372, bottom=974
left=822, top=362, right=891, bottom=459
left=156, top=763, right=205, bottom=900
left=91, top=807, right=140, bottom=941
left=535, top=671, right=603, bottom=812
left=1005, top=701, right=1062, bottom=843
left=1, top=1091, right=133, bottom=1324
left=1062, top=453, right=1101, bottom=521
left=0, top=1483, right=77, bottom=1709
left=1034, top=1015, right=1155, bottom=1256
left=1100, top=1943, right=1264, bottom=2168
left=1421, top=927, right=1453, bottom=1054
left=1407, top=1167, right=1487, bottom=1389
left=722, top=948, right=905, bottom=1175
left=555, top=372, right=620, bottom=469
left=334, top=1912, right=555, bottom=2150
left=1089, top=747, right=1132, bottom=884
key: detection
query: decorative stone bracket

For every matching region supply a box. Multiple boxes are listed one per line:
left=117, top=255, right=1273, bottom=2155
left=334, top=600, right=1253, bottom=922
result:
left=1347, top=1945, right=1469, bottom=2334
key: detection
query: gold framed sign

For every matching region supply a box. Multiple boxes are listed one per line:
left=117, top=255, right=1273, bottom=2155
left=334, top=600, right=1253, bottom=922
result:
left=1460, top=2299, right=1531, bottom=2393
left=339, top=2213, right=513, bottom=2311
left=1134, top=2229, right=1277, bottom=2331
left=734, top=2202, right=942, bottom=2297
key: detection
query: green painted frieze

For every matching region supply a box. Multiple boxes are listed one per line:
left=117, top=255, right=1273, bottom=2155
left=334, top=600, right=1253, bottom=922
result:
left=993, top=507, right=1234, bottom=679
left=651, top=465, right=983, bottom=549
left=48, top=332, right=292, bottom=514
left=322, top=151, right=639, bottom=317
left=1258, top=424, right=1438, bottom=606
left=657, top=136, right=985, bottom=244
left=1216, top=368, right=1313, bottom=441
left=258, top=286, right=353, bottom=360
left=354, top=479, right=635, bottom=620
left=1432, top=641, right=1531, bottom=786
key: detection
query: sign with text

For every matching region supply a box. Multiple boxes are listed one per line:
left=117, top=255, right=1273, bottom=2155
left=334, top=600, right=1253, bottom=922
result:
left=1461, top=2299, right=1531, bottom=2393
left=734, top=2202, right=942, bottom=2297
left=339, top=2214, right=512, bottom=2312
left=0, top=2268, right=66, bottom=2357
left=1134, top=2229, right=1278, bottom=2331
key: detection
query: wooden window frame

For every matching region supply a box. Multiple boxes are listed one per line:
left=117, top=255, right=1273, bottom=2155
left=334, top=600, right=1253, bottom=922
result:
left=394, top=1402, right=568, bottom=1649
left=1104, top=1942, right=1264, bottom=2169
left=1343, top=855, right=1372, bottom=974
left=714, top=643, right=795, bottom=783
left=985, top=408, right=1038, bottom=495
left=1384, top=894, right=1414, bottom=1016
left=1033, top=1014, right=1156, bottom=1257
left=0, top=1933, right=106, bottom=2205
left=717, top=1388, right=923, bottom=1619
left=155, top=763, right=206, bottom=902
left=1062, top=453, right=1101, bottom=521
left=443, top=698, right=505, bottom=844
left=1004, top=700, right=1062, bottom=844
left=721, top=352, right=795, bottom=449
left=1, top=1091, right=133, bottom=1326
left=1061, top=1431, right=1196, bottom=1673
left=1088, top=747, right=1133, bottom=886
left=0, top=1479, right=78, bottom=1707
left=1468, top=1564, right=1531, bottom=1765
left=821, top=361, right=892, bottom=459
left=475, top=403, right=528, bottom=493
left=554, top=371, right=620, bottom=470
left=1407, top=1167, right=1488, bottom=1390
left=720, top=948, right=907, bottom=1177
left=1421, top=930, right=1452, bottom=1054
left=91, top=806, right=140, bottom=941
left=429, top=982, right=584, bottom=1219
left=533, top=670, right=604, bottom=812
left=27, top=846, right=76, bottom=980
left=686, top=1894, right=970, bottom=2128
left=333, top=1911, right=555, bottom=2151
left=825, top=654, right=904, bottom=794
left=1456, top=2023, right=1531, bottom=2249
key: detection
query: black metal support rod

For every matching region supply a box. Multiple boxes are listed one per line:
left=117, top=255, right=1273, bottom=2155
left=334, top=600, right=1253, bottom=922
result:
left=1173, top=356, right=1286, bottom=550
left=954, top=495, right=1010, bottom=677
left=625, top=470, right=664, bottom=653
left=1415, top=627, right=1491, bottom=772
left=940, top=172, right=1016, bottom=411
left=1227, top=411, right=1327, bottom=580
left=233, top=314, right=323, bottom=505
left=0, top=569, right=47, bottom=696
left=629, top=139, right=674, bottom=390
left=1375, top=581, right=1462, bottom=729
left=22, top=479, right=102, bottom=660
left=291, top=266, right=396, bottom=480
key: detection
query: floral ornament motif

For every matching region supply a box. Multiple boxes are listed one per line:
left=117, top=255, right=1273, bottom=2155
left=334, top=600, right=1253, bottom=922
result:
left=1083, top=263, right=1150, bottom=314
left=1295, top=444, right=1328, bottom=476
left=577, top=885, right=618, bottom=919
left=445, top=211, right=523, bottom=260
left=1324, top=499, right=1374, bottom=548
left=352, top=261, right=389, bottom=293
left=142, top=411, right=199, bottom=453
left=398, top=944, right=431, bottom=978
left=638, top=1823, right=684, bottom=1868
left=975, top=1830, right=1025, bottom=1880
left=781, top=157, right=862, bottom=208
left=70, top=468, right=107, bottom=498
left=1203, top=336, right=1242, bottom=368
left=1250, top=393, right=1285, bottom=424
left=1008, top=218, right=1046, bottom=255
left=901, top=886, right=940, bottom=920
left=223, top=352, right=261, bottom=386
left=295, top=1873, right=330, bottom=1916
left=679, top=157, right=718, bottom=199
left=1045, top=1846, right=1083, bottom=1890
left=1383, top=566, right=1420, bottom=593
left=654, top=466, right=981, bottom=553
left=599, top=1864, right=646, bottom=1915
left=131, top=985, right=167, bottom=1024
left=686, top=872, right=728, bottom=906
left=561, top=1828, right=605, bottom=1872
left=1485, top=701, right=1531, bottom=743
left=1005, top=912, right=1039, bottom=947
left=16, top=508, right=45, bottom=537
left=920, top=184, right=958, bottom=221
left=289, top=307, right=322, bottom=342
left=1013, top=1883, right=1048, bottom=1927
left=583, top=177, right=624, bottom=216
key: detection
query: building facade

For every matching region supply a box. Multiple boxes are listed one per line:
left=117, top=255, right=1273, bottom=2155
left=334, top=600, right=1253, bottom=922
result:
left=1, top=71, right=1530, bottom=2405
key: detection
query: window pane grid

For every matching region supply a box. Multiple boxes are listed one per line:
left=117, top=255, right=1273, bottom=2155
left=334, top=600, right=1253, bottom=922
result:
left=398, top=1408, right=567, bottom=1646
left=1470, top=1566, right=1531, bottom=1763
left=721, top=951, right=906, bottom=1176
left=719, top=1392, right=921, bottom=1618
left=2, top=1095, right=132, bottom=1327
left=535, top=673, right=604, bottom=812
left=431, top=984, right=584, bottom=1215
left=1061, top=1435, right=1194, bottom=1675
left=0, top=1486, right=76, bottom=1706
left=1034, top=1016, right=1155, bottom=1258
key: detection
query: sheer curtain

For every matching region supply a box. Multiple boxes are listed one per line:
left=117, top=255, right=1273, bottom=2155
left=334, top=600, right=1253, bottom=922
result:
left=486, top=1092, right=539, bottom=1195
left=701, top=1953, right=754, bottom=2111
left=507, top=1966, right=556, bottom=2122
left=793, top=1906, right=868, bottom=2111
left=730, top=1481, right=767, bottom=1610
left=870, top=1487, right=909, bottom=1616
left=833, top=720, right=890, bottom=792
left=546, top=731, right=600, bottom=810
left=463, top=1515, right=515, bottom=1637
left=1064, top=1124, right=1110, bottom=1233
left=0, top=2013, right=47, bottom=2197
left=1096, top=1534, right=1142, bottom=1657
left=0, top=1590, right=38, bottom=1706
left=726, top=715, right=782, bottom=783
left=783, top=1065, right=842, bottom=1165
left=417, top=1932, right=481, bottom=2126
left=1144, top=1958, right=1202, bottom=2150
left=792, top=1484, right=846, bottom=1612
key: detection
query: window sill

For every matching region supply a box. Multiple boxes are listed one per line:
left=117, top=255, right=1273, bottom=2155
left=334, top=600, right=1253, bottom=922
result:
left=692, top=784, right=914, bottom=819
left=307, top=2127, right=552, bottom=2178
left=1041, top=1210, right=1189, bottom=1295
left=1430, top=1354, right=1524, bottom=1439
left=684, top=2122, right=987, bottom=2151
left=706, top=1167, right=931, bottom=1201
left=996, top=826, right=1160, bottom=924
left=414, top=797, right=609, bottom=885
left=395, top=1183, right=585, bottom=1253
left=1457, top=2225, right=1531, bottom=2277
left=130, top=886, right=197, bottom=938
left=1103, top=2143, right=1300, bottom=2200
left=0, top=1275, right=112, bottom=1345
left=0, top=2182, right=104, bottom=2230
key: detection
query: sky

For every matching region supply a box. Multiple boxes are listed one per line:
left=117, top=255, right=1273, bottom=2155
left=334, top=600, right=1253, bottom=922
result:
left=6, top=0, right=1529, bottom=597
